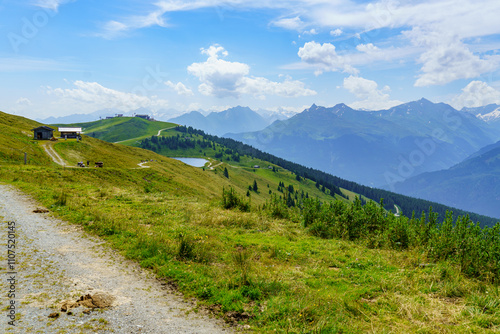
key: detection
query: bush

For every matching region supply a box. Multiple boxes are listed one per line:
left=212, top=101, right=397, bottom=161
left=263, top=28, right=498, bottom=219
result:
left=221, top=187, right=250, bottom=212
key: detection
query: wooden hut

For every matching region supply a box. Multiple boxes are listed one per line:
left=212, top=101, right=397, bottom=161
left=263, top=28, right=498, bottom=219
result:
left=32, top=126, right=54, bottom=140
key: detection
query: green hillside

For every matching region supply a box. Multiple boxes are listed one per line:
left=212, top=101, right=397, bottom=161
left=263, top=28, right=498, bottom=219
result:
left=53, top=116, right=176, bottom=144
left=3, top=110, right=500, bottom=333
left=0, top=111, right=54, bottom=166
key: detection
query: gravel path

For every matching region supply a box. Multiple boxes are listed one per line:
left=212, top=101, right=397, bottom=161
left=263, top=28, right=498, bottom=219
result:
left=0, top=184, right=233, bottom=334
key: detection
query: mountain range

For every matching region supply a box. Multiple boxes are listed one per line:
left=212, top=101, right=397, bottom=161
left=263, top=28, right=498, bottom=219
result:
left=168, top=106, right=273, bottom=136
left=228, top=99, right=500, bottom=189
left=393, top=140, right=500, bottom=218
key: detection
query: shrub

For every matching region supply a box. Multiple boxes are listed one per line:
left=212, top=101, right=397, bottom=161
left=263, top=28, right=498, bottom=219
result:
left=221, top=187, right=250, bottom=212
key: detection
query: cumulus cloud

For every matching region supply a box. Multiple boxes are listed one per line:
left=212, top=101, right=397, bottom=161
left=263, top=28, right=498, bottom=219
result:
left=188, top=45, right=316, bottom=99
left=45, top=80, right=169, bottom=111
left=16, top=97, right=33, bottom=106
left=272, top=16, right=305, bottom=31
left=343, top=75, right=402, bottom=110
left=303, top=28, right=318, bottom=35
left=297, top=41, right=358, bottom=75
left=405, top=28, right=499, bottom=87
left=451, top=81, right=500, bottom=109
left=330, top=29, right=343, bottom=36
left=165, top=81, right=193, bottom=96
left=187, top=45, right=250, bottom=98
left=356, top=43, right=380, bottom=55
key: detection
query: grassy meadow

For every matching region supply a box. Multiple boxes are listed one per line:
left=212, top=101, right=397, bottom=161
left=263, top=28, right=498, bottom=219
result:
left=53, top=116, right=177, bottom=143
left=1, top=111, right=500, bottom=333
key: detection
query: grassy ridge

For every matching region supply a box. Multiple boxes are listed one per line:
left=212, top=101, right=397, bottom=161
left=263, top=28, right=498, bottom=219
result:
left=0, top=111, right=53, bottom=166
left=52, top=117, right=176, bottom=143
left=2, top=111, right=500, bottom=332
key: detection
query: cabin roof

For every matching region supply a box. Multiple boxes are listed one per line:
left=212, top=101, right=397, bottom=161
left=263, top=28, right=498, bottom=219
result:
left=58, top=127, right=82, bottom=132
left=32, top=126, right=54, bottom=131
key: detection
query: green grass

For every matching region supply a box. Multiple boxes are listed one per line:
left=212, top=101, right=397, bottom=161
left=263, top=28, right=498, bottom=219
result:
left=2, top=110, right=500, bottom=332
left=52, top=117, right=176, bottom=143
left=0, top=111, right=54, bottom=166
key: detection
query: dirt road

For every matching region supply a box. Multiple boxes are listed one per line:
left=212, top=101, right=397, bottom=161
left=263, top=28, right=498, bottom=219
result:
left=0, top=184, right=232, bottom=333
left=41, top=143, right=68, bottom=167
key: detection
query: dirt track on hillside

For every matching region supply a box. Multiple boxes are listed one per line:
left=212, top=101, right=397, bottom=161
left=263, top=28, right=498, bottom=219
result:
left=42, top=143, right=68, bottom=166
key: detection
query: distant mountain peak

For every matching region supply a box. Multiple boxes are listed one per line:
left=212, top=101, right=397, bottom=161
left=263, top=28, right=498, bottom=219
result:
left=478, top=107, right=500, bottom=122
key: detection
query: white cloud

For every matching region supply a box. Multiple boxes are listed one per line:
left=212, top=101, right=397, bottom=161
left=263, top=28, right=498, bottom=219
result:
left=356, top=43, right=380, bottom=55
left=0, top=57, right=72, bottom=72
left=297, top=41, right=358, bottom=75
left=188, top=44, right=316, bottom=98
left=45, top=81, right=169, bottom=111
left=451, top=81, right=500, bottom=109
left=165, top=81, right=193, bottom=96
left=34, top=0, right=71, bottom=11
left=99, top=3, right=169, bottom=38
left=330, top=29, right=343, bottom=37
left=303, top=28, right=318, bottom=35
left=239, top=76, right=316, bottom=99
left=187, top=45, right=249, bottom=98
left=343, top=75, right=402, bottom=110
left=405, top=28, right=499, bottom=87
left=272, top=16, right=305, bottom=31
left=16, top=97, right=32, bottom=106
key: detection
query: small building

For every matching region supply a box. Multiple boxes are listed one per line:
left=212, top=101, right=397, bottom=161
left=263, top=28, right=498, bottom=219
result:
left=32, top=126, right=54, bottom=140
left=116, top=114, right=123, bottom=117
left=58, top=127, right=82, bottom=139
left=105, top=116, right=114, bottom=119
left=135, top=114, right=151, bottom=120
left=253, top=165, right=260, bottom=169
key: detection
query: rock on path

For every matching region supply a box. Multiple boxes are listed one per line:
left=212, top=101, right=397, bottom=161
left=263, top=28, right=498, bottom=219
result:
left=0, top=184, right=232, bottom=333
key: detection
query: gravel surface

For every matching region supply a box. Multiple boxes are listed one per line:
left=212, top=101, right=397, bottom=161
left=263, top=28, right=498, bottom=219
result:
left=0, top=184, right=234, bottom=334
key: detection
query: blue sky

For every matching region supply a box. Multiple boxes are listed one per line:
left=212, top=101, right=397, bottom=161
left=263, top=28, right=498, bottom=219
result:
left=2, top=0, right=500, bottom=119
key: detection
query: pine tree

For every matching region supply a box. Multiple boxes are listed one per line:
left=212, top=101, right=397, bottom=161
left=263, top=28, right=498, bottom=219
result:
left=253, top=180, right=258, bottom=192
left=223, top=167, right=229, bottom=178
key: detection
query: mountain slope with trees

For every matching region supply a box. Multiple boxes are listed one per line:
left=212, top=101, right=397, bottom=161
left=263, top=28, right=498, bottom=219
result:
left=394, top=141, right=500, bottom=218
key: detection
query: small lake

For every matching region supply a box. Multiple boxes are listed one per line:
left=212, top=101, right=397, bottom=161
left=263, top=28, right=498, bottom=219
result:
left=172, top=157, right=209, bottom=167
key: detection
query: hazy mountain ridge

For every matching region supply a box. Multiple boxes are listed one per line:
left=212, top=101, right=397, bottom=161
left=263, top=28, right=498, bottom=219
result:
left=229, top=99, right=499, bottom=188
left=393, top=141, right=500, bottom=218
left=169, top=106, right=270, bottom=136
left=461, top=104, right=500, bottom=117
